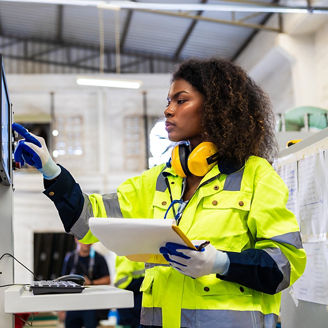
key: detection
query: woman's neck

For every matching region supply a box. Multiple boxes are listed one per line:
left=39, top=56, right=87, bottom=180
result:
left=183, top=175, right=203, bottom=201
left=188, top=137, right=203, bottom=150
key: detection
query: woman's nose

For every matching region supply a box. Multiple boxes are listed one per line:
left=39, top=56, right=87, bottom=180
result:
left=164, top=104, right=175, bottom=117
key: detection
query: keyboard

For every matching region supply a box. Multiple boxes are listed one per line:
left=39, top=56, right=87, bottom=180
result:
left=30, top=280, right=85, bottom=295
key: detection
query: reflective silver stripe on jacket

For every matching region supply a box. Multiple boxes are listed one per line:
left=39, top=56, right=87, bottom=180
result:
left=181, top=309, right=278, bottom=328
left=141, top=307, right=278, bottom=328
left=263, top=247, right=291, bottom=292
left=71, top=192, right=123, bottom=239
left=269, top=231, right=303, bottom=249
left=70, top=194, right=94, bottom=239
left=102, top=193, right=123, bottom=218
left=145, top=263, right=170, bottom=269
left=223, top=168, right=244, bottom=191
left=114, top=269, right=146, bottom=287
left=156, top=171, right=168, bottom=192
left=140, top=307, right=162, bottom=326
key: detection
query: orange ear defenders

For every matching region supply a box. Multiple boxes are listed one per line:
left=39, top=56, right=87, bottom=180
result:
left=171, top=142, right=218, bottom=177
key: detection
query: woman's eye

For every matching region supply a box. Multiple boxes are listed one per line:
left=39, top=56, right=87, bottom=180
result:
left=177, top=99, right=186, bottom=104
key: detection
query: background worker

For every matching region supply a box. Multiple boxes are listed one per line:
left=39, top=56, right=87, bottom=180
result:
left=60, top=238, right=110, bottom=328
left=13, top=57, right=306, bottom=328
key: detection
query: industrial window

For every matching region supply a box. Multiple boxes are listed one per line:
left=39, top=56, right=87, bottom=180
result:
left=124, top=115, right=162, bottom=171
left=52, top=115, right=84, bottom=158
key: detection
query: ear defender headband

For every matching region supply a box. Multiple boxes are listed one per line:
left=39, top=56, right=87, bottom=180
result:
left=171, top=142, right=218, bottom=177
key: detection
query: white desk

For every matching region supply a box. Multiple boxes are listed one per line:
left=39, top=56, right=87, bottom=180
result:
left=5, top=285, right=133, bottom=313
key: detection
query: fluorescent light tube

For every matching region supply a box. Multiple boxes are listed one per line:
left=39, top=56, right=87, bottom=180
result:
left=76, top=77, right=142, bottom=89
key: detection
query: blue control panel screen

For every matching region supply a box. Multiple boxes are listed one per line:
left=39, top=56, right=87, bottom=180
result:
left=0, top=59, right=12, bottom=186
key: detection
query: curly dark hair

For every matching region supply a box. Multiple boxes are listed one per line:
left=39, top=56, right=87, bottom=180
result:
left=172, top=58, right=278, bottom=165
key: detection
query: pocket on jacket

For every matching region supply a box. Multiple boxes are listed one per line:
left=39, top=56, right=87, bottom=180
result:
left=202, top=191, right=252, bottom=211
left=152, top=193, right=171, bottom=219
left=140, top=274, right=154, bottom=294
left=193, top=191, right=253, bottom=251
left=196, top=275, right=252, bottom=297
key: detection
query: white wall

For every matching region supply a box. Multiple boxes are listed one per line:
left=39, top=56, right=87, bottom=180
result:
left=236, top=13, right=328, bottom=149
left=236, top=14, right=328, bottom=114
left=9, top=74, right=170, bottom=283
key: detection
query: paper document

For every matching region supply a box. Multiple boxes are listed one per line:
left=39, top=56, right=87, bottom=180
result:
left=292, top=241, right=328, bottom=305
left=298, top=152, right=328, bottom=242
left=275, top=161, right=298, bottom=217
left=89, top=217, right=196, bottom=263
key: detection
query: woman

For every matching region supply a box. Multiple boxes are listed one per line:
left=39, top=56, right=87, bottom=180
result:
left=13, top=58, right=306, bottom=328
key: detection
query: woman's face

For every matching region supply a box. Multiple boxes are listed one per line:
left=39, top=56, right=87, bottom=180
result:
left=164, top=79, right=204, bottom=147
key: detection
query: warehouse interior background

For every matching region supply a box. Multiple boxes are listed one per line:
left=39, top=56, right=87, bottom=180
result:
left=1, top=0, right=328, bottom=326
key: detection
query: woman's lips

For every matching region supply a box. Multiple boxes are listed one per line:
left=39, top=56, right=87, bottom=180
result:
left=165, top=121, right=175, bottom=132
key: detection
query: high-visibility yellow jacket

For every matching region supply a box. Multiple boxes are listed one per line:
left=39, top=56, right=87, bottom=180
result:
left=114, top=256, right=145, bottom=289
left=44, top=156, right=306, bottom=328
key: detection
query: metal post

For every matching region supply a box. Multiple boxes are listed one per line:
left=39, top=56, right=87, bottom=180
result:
left=50, top=92, right=55, bottom=154
left=304, top=113, right=310, bottom=132
left=277, top=113, right=286, bottom=132
left=142, top=91, right=149, bottom=169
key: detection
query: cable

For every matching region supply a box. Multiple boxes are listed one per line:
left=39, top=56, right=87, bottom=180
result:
left=1, top=254, right=50, bottom=327
left=0, top=252, right=37, bottom=287
left=1, top=254, right=49, bottom=328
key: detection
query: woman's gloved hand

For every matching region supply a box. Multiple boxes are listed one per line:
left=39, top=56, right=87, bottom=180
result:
left=159, top=240, right=230, bottom=278
left=12, top=123, right=61, bottom=180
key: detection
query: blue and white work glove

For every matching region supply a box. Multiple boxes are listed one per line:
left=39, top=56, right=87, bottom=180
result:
left=12, top=123, right=61, bottom=180
left=160, top=240, right=230, bottom=279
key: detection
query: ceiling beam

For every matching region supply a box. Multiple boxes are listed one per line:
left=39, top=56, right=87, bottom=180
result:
left=28, top=45, right=64, bottom=59
left=4, top=53, right=174, bottom=73
left=238, top=12, right=263, bottom=23
left=120, top=9, right=133, bottom=53
left=4, top=1, right=328, bottom=14
left=0, top=39, right=24, bottom=49
left=0, top=34, right=180, bottom=72
left=72, top=51, right=100, bottom=65
left=56, top=5, right=64, bottom=42
left=4, top=54, right=117, bottom=72
left=213, top=0, right=279, bottom=6
left=94, top=1, right=328, bottom=14
left=231, top=0, right=280, bottom=62
left=0, top=34, right=178, bottom=62
left=173, top=0, right=207, bottom=61
left=306, top=0, right=313, bottom=11
left=136, top=9, right=280, bottom=32
left=119, top=58, right=148, bottom=70
left=120, top=0, right=135, bottom=52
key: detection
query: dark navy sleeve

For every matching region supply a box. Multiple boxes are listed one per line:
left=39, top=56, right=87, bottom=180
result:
left=216, top=249, right=283, bottom=295
left=43, top=165, right=84, bottom=232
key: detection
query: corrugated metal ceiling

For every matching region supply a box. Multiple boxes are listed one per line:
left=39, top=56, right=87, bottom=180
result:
left=0, top=0, right=276, bottom=62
